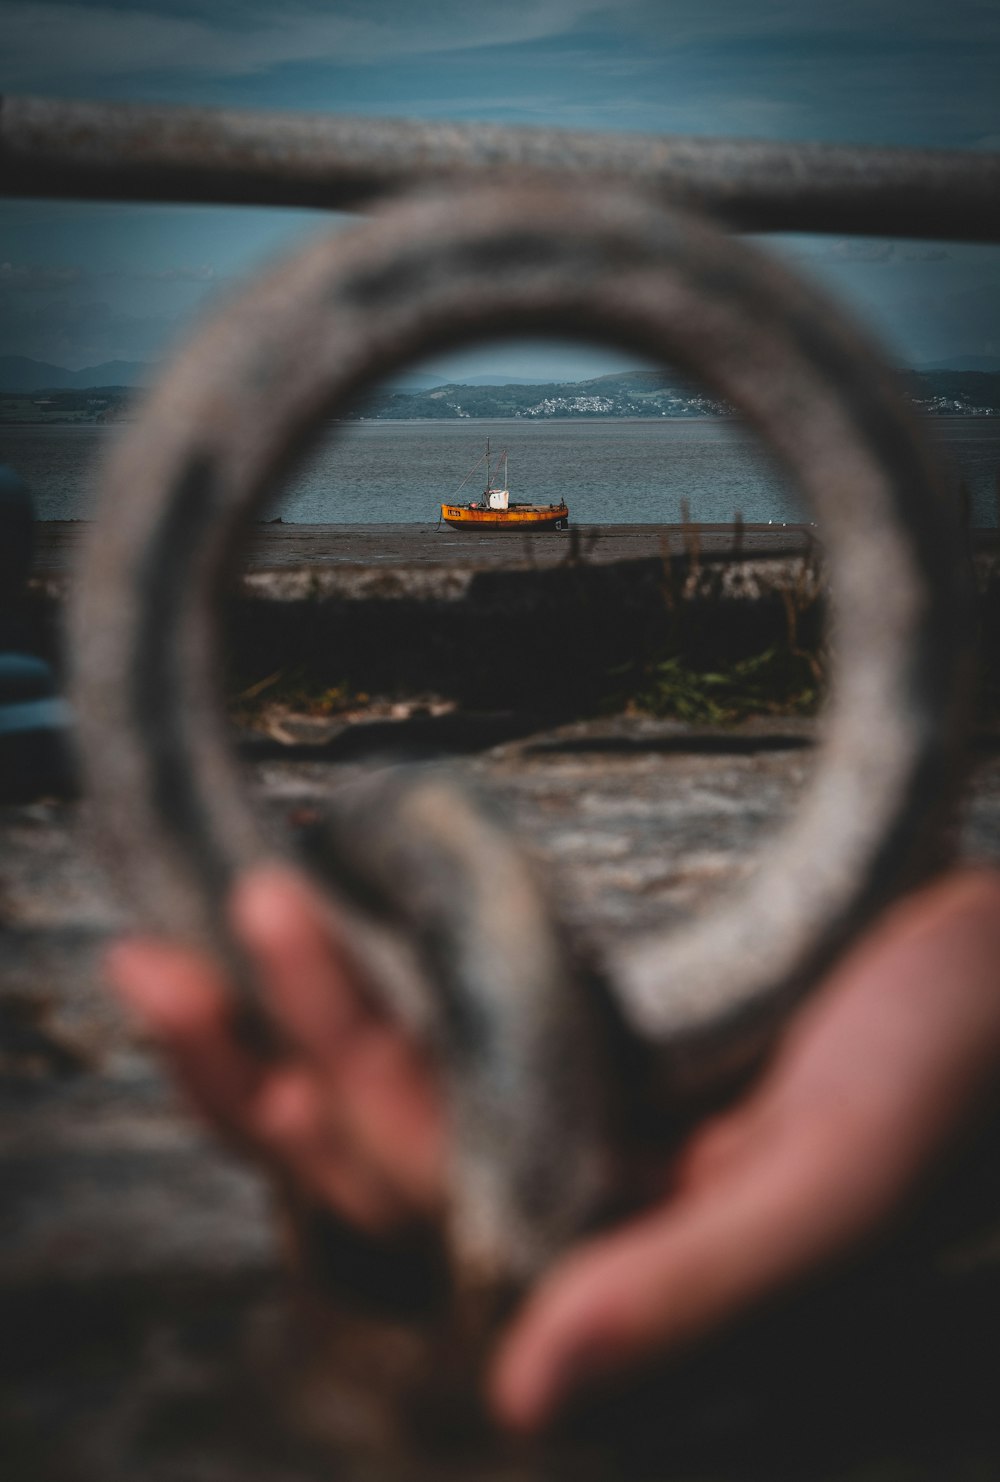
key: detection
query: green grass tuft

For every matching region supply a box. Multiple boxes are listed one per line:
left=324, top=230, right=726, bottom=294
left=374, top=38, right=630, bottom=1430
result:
left=609, top=645, right=823, bottom=724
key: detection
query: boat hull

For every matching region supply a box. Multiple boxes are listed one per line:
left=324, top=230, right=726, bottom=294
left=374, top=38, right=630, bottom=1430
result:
left=440, top=503, right=569, bottom=532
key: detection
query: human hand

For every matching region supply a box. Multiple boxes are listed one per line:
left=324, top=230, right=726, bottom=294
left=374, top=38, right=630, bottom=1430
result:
left=107, top=867, right=1000, bottom=1434
left=489, top=869, right=1000, bottom=1429
left=107, top=867, right=446, bottom=1238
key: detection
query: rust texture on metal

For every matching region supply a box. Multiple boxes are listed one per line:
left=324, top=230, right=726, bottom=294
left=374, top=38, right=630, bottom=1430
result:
left=3, top=92, right=1000, bottom=241
left=71, top=181, right=974, bottom=1285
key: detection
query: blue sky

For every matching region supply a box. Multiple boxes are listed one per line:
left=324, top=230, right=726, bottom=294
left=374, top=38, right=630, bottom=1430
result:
left=2, top=0, right=999, bottom=376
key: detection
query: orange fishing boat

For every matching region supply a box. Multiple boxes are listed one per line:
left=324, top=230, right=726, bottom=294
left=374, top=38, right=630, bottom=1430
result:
left=440, top=440, right=569, bottom=532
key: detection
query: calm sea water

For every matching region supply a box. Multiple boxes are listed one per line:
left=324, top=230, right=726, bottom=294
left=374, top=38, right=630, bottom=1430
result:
left=5, top=417, right=999, bottom=526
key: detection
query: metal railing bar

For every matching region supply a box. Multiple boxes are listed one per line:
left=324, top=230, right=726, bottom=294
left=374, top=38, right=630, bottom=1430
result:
left=2, top=93, right=999, bottom=242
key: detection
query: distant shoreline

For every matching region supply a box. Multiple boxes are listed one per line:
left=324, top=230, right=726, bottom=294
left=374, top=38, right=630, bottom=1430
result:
left=5, top=365, right=1000, bottom=423
left=5, top=412, right=1000, bottom=428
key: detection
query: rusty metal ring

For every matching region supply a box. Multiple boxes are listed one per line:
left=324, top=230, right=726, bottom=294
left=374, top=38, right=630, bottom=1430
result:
left=73, top=182, right=972, bottom=1149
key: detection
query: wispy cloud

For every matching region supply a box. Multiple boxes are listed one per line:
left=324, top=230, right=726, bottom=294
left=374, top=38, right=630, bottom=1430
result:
left=620, top=0, right=1000, bottom=50
left=118, top=263, right=217, bottom=282
left=0, top=261, right=83, bottom=289
left=781, top=239, right=953, bottom=264
left=0, top=259, right=218, bottom=287
left=1, top=0, right=995, bottom=370
left=0, top=288, right=181, bottom=366
left=2, top=0, right=622, bottom=86
left=827, top=240, right=898, bottom=263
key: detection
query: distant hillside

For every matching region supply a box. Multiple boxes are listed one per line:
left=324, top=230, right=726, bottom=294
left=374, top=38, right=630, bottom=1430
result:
left=359, top=370, right=731, bottom=420
left=3, top=366, right=998, bottom=423
left=390, top=371, right=447, bottom=391
left=0, top=357, right=440, bottom=394
left=917, top=355, right=1000, bottom=373
left=0, top=385, right=134, bottom=424
left=71, top=359, right=151, bottom=388
left=0, top=356, right=151, bottom=391
left=0, top=357, right=74, bottom=391
left=902, top=370, right=1000, bottom=415
left=441, top=374, right=582, bottom=386
left=358, top=368, right=1000, bottom=420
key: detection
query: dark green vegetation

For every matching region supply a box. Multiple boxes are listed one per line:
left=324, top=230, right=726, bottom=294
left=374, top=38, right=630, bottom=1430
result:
left=902, top=370, right=1000, bottom=417
left=231, top=643, right=825, bottom=735
left=0, top=386, right=133, bottom=423
left=225, top=534, right=1000, bottom=732
left=227, top=539, right=828, bottom=731
left=610, top=646, right=822, bottom=724
left=592, top=534, right=826, bottom=723
left=229, top=669, right=372, bottom=727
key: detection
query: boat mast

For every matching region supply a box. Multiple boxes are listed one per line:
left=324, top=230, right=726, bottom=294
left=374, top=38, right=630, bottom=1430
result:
left=485, top=436, right=491, bottom=494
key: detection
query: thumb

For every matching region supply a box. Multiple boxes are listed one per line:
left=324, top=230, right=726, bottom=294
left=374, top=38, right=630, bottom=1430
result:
left=487, top=1142, right=849, bottom=1433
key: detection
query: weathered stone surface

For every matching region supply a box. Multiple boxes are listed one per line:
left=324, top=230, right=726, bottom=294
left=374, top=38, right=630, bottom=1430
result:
left=5, top=714, right=1000, bottom=1278
left=3, top=712, right=1000, bottom=1478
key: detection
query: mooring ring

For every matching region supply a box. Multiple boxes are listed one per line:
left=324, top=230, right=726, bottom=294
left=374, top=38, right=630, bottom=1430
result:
left=72, top=181, right=973, bottom=1099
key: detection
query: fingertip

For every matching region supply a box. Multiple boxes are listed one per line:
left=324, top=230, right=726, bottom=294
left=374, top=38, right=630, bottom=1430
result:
left=488, top=1339, right=554, bottom=1435
left=104, top=937, right=230, bottom=1036
left=104, top=935, right=158, bottom=992
left=487, top=1264, right=624, bottom=1435
left=489, top=1318, right=623, bottom=1436
left=250, top=1066, right=321, bottom=1148
left=229, top=863, right=326, bottom=948
left=228, top=861, right=371, bottom=1060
